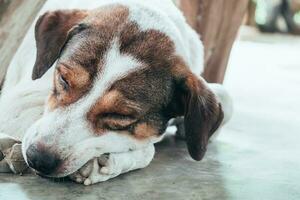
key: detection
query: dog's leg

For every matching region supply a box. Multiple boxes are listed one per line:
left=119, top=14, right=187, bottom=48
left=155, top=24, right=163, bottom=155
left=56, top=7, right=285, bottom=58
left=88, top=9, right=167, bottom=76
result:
left=70, top=145, right=155, bottom=185
left=168, top=117, right=185, bottom=139
left=0, top=133, right=29, bottom=174
left=0, top=133, right=19, bottom=173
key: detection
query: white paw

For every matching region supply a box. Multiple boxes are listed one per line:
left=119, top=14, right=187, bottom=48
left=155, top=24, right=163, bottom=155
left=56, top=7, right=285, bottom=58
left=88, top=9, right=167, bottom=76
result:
left=69, top=145, right=155, bottom=185
left=69, top=154, right=121, bottom=186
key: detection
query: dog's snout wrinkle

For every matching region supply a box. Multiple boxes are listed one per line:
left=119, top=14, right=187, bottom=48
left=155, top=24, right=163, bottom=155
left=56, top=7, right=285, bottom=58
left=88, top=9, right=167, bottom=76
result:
left=26, top=144, right=61, bottom=175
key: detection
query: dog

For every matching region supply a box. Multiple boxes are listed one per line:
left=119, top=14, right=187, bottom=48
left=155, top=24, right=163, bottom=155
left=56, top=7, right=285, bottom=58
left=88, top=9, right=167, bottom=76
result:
left=0, top=0, right=232, bottom=185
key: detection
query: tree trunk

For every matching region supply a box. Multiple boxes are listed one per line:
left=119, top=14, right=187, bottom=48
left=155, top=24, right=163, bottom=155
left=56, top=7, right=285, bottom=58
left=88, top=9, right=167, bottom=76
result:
left=178, top=0, right=249, bottom=83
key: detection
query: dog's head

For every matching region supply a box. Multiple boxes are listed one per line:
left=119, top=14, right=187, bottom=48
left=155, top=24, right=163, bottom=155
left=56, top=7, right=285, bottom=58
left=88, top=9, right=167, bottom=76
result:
left=22, top=5, right=223, bottom=177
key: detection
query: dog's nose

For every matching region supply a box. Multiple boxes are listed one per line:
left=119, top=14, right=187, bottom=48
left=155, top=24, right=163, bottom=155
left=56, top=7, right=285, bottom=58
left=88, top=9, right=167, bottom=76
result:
left=26, top=144, right=61, bottom=175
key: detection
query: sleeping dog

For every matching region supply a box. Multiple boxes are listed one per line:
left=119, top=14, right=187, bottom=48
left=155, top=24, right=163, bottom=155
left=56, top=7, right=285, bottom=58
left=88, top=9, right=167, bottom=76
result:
left=0, top=0, right=232, bottom=185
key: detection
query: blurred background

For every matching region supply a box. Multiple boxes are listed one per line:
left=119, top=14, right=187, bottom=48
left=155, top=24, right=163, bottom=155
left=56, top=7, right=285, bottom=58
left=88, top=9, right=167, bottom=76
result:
left=248, top=0, right=300, bottom=34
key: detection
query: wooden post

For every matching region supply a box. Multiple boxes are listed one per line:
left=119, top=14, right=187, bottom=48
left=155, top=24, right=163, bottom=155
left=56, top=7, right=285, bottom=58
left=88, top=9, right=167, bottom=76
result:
left=0, top=0, right=46, bottom=88
left=178, top=0, right=249, bottom=83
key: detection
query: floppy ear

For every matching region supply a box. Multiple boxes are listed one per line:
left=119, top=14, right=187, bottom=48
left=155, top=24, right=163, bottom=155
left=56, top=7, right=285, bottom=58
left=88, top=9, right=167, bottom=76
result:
left=32, top=9, right=88, bottom=80
left=172, top=73, right=224, bottom=161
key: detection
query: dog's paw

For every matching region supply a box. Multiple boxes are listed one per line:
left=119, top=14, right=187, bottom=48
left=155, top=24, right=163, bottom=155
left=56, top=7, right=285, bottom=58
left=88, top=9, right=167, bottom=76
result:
left=0, top=133, right=21, bottom=155
left=69, top=154, right=121, bottom=186
left=0, top=133, right=28, bottom=174
left=69, top=159, right=94, bottom=184
left=83, top=155, right=122, bottom=186
left=5, top=144, right=29, bottom=174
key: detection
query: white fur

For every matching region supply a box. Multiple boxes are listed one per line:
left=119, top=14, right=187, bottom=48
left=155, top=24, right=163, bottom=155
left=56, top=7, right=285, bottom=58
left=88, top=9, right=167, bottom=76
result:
left=21, top=39, right=158, bottom=177
left=0, top=0, right=220, bottom=184
left=2, top=0, right=203, bottom=93
left=69, top=39, right=143, bottom=113
left=125, top=0, right=204, bottom=74
left=81, top=145, right=155, bottom=185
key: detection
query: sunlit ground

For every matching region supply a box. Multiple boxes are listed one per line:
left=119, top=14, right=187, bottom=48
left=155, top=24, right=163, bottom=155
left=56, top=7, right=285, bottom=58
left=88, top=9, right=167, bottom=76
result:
left=219, top=26, right=300, bottom=200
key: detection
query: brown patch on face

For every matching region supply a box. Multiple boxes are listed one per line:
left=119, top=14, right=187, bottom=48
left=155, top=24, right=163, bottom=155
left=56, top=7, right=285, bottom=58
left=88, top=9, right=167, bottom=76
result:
left=62, top=5, right=130, bottom=74
left=87, top=90, right=142, bottom=134
left=171, top=56, right=191, bottom=78
left=133, top=123, right=158, bottom=140
left=46, top=5, right=132, bottom=110
left=84, top=19, right=182, bottom=140
left=119, top=23, right=176, bottom=71
left=48, top=63, right=92, bottom=110
left=46, top=5, right=131, bottom=110
left=42, top=5, right=205, bottom=145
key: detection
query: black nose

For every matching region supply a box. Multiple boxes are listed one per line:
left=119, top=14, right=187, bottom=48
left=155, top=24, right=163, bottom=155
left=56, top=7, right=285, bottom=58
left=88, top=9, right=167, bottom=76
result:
left=26, top=144, right=61, bottom=175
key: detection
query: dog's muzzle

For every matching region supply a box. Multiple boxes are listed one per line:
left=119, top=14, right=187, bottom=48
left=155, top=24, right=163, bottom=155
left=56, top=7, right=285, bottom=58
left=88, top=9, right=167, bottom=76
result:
left=26, top=144, right=61, bottom=175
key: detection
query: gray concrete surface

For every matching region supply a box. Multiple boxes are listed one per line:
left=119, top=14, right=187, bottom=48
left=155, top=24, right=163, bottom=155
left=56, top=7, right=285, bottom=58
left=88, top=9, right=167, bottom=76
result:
left=1, top=33, right=300, bottom=200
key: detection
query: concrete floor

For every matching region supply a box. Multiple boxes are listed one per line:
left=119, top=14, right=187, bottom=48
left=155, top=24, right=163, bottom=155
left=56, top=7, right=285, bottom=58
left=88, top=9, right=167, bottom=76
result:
left=1, top=33, right=300, bottom=200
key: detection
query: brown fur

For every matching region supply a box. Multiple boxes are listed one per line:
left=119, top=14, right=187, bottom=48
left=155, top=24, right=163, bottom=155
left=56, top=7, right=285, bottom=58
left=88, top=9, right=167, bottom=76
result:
left=182, top=74, right=224, bottom=160
left=33, top=9, right=88, bottom=80
left=48, top=63, right=92, bottom=109
left=33, top=5, right=224, bottom=160
left=87, top=90, right=141, bottom=134
left=134, top=123, right=158, bottom=140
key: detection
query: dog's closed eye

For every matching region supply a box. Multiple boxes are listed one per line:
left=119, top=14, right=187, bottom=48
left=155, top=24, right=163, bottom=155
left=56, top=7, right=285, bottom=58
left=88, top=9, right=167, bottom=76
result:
left=56, top=64, right=72, bottom=91
left=58, top=74, right=70, bottom=90
left=99, top=113, right=137, bottom=131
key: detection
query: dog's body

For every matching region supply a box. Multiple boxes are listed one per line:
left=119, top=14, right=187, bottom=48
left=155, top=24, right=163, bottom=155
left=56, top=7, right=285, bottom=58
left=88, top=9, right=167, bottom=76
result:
left=0, top=0, right=202, bottom=140
left=0, top=0, right=232, bottom=185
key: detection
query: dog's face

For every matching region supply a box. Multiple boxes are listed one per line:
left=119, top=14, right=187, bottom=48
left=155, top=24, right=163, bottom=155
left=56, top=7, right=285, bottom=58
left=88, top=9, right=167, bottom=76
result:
left=22, top=5, right=223, bottom=177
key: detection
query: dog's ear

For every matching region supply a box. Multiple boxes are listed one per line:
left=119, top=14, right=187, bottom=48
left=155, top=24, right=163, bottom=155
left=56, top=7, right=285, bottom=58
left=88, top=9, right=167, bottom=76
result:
left=32, top=9, right=88, bottom=80
left=170, top=72, right=224, bottom=161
